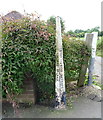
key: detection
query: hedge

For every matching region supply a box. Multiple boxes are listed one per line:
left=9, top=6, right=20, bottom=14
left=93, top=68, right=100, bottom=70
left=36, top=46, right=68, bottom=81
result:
left=96, top=37, right=103, bottom=57
left=97, top=37, right=103, bottom=50
left=2, top=18, right=91, bottom=102
left=63, top=36, right=91, bottom=84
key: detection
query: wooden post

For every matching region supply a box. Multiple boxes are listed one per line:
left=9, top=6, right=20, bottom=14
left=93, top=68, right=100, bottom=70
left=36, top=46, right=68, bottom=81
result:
left=55, top=16, right=66, bottom=109
left=77, top=33, right=93, bottom=87
left=88, top=32, right=98, bottom=86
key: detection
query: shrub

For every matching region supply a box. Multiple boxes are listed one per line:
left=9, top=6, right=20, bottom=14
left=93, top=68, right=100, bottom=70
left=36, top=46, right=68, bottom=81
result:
left=63, top=36, right=91, bottom=84
left=96, top=37, right=103, bottom=57
left=2, top=18, right=91, bottom=102
left=2, top=18, right=56, bottom=101
left=97, top=37, right=103, bottom=50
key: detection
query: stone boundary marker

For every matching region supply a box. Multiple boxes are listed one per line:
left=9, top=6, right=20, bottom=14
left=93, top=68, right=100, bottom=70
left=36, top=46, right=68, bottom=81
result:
left=88, top=32, right=98, bottom=86
left=77, top=32, right=98, bottom=87
left=55, top=16, right=66, bottom=109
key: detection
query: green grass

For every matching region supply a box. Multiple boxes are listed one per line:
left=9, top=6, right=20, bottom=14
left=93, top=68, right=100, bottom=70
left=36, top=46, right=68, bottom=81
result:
left=96, top=50, right=103, bottom=57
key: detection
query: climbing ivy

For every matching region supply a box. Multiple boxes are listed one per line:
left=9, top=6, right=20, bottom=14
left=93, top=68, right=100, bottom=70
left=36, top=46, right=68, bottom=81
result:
left=2, top=17, right=91, bottom=102
left=2, top=18, right=56, bottom=100
left=63, top=36, right=91, bottom=84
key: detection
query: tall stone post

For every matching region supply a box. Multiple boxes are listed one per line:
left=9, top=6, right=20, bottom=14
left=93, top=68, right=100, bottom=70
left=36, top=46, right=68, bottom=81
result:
left=88, top=32, right=98, bottom=86
left=55, top=16, right=66, bottom=109
left=77, top=33, right=93, bottom=87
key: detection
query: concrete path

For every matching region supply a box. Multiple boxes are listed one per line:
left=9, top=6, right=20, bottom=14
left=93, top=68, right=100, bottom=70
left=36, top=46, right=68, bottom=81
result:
left=93, top=56, right=102, bottom=83
left=2, top=96, right=101, bottom=118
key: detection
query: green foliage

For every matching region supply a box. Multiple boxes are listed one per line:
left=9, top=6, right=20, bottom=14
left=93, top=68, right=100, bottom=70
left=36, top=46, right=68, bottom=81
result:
left=2, top=18, right=56, bottom=100
left=47, top=16, right=65, bottom=32
left=86, top=26, right=100, bottom=33
left=84, top=73, right=97, bottom=85
left=65, top=26, right=100, bottom=38
left=63, top=36, right=91, bottom=84
left=96, top=37, right=103, bottom=57
left=65, top=29, right=86, bottom=38
left=97, top=37, right=103, bottom=50
left=84, top=74, right=103, bottom=89
left=2, top=17, right=90, bottom=102
left=65, top=30, right=75, bottom=37
left=99, top=31, right=103, bottom=36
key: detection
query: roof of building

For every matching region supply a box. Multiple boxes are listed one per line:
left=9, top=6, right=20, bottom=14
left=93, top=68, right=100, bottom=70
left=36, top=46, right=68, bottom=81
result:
left=0, top=11, right=24, bottom=23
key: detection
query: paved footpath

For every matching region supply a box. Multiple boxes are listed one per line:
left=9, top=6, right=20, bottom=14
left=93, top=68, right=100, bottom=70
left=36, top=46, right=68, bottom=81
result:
left=2, top=97, right=101, bottom=118
left=93, top=56, right=102, bottom=83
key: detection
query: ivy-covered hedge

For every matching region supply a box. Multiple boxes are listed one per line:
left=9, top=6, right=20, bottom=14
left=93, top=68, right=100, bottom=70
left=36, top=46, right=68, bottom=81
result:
left=63, top=36, right=91, bottom=83
left=2, top=18, right=56, bottom=101
left=96, top=37, right=103, bottom=57
left=2, top=18, right=90, bottom=102
left=97, top=37, right=103, bottom=50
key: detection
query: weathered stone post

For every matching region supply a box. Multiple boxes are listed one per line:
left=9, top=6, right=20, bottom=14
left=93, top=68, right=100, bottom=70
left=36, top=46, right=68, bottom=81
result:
left=77, top=32, right=98, bottom=87
left=88, top=32, right=98, bottom=86
left=55, top=16, right=66, bottom=109
left=77, top=33, right=93, bottom=87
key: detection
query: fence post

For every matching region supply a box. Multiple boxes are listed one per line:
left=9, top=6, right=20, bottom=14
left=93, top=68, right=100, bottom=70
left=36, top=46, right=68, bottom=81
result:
left=55, top=16, right=66, bottom=109
left=88, top=32, right=98, bottom=86
left=77, top=33, right=93, bottom=87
